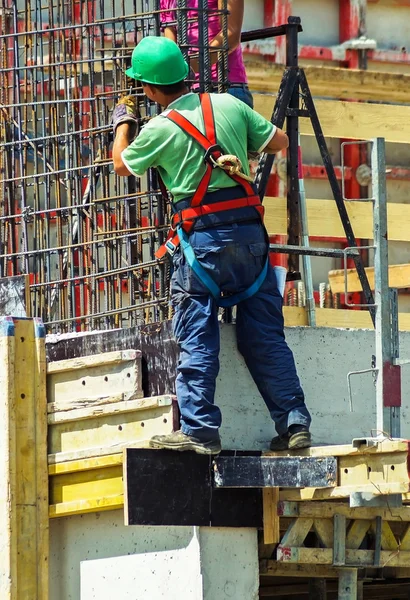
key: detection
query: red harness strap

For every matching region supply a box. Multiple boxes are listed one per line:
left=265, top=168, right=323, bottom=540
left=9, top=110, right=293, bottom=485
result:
left=155, top=93, right=264, bottom=259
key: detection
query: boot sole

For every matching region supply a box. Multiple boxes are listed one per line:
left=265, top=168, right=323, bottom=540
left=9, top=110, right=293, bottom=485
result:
left=288, top=432, right=311, bottom=450
left=149, top=439, right=221, bottom=456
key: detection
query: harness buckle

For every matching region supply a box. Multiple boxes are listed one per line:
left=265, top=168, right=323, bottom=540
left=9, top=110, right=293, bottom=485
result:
left=165, top=239, right=178, bottom=256
left=204, top=144, right=223, bottom=168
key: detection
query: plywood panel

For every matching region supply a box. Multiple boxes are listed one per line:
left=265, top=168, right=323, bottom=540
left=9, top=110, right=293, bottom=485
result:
left=264, top=196, right=410, bottom=242
left=254, top=95, right=410, bottom=143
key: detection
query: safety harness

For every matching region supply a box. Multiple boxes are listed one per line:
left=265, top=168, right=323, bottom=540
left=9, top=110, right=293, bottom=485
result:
left=155, top=93, right=269, bottom=308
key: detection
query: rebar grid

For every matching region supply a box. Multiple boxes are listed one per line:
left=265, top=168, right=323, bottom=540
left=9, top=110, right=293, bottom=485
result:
left=0, top=0, right=228, bottom=332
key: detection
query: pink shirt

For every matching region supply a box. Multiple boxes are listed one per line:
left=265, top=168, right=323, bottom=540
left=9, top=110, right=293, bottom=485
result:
left=160, top=0, right=247, bottom=84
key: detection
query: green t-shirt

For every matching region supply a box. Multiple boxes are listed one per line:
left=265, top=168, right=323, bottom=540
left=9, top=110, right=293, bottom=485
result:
left=121, top=92, right=275, bottom=203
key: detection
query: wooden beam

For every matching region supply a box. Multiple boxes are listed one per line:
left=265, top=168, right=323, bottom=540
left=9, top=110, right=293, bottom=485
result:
left=245, top=59, right=410, bottom=104
left=261, top=560, right=342, bottom=578
left=329, top=264, right=410, bottom=293
left=46, top=349, right=141, bottom=373
left=282, top=306, right=410, bottom=332
left=0, top=318, right=48, bottom=600
left=280, top=501, right=410, bottom=522
left=264, top=197, right=410, bottom=243
left=276, top=546, right=410, bottom=567
left=254, top=95, right=410, bottom=143
left=263, top=488, right=280, bottom=545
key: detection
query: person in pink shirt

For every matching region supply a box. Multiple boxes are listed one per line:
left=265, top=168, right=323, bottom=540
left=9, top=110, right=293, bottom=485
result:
left=160, top=0, right=253, bottom=108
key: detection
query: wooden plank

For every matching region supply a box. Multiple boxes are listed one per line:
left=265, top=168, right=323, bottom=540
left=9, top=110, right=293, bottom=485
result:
left=313, top=518, right=334, bottom=548
left=49, top=494, right=124, bottom=518
left=370, top=521, right=399, bottom=551
left=48, top=401, right=175, bottom=457
left=245, top=59, right=410, bottom=104
left=0, top=318, right=17, bottom=600
left=47, top=350, right=143, bottom=404
left=47, top=439, right=150, bottom=465
left=46, top=349, right=141, bottom=373
left=0, top=275, right=30, bottom=317
left=280, top=518, right=314, bottom=547
left=276, top=546, right=410, bottom=567
left=262, top=561, right=342, bottom=578
left=254, top=94, right=410, bottom=144
left=48, top=453, right=123, bottom=476
left=283, top=305, right=410, bottom=332
left=280, top=501, right=410, bottom=522
left=48, top=395, right=173, bottom=425
left=0, top=318, right=48, bottom=600
left=264, top=197, right=410, bottom=243
left=212, top=455, right=337, bottom=488
left=399, top=524, right=410, bottom=550
left=346, top=520, right=372, bottom=550
left=263, top=488, right=280, bottom=545
left=280, top=481, right=409, bottom=501
left=266, top=439, right=409, bottom=458
left=329, top=264, right=410, bottom=294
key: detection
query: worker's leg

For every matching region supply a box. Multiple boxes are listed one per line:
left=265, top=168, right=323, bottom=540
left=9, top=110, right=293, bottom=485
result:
left=236, top=262, right=311, bottom=437
left=172, top=285, right=222, bottom=441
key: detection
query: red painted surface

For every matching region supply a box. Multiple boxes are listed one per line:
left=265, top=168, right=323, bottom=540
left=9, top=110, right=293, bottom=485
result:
left=299, top=45, right=347, bottom=62
left=277, top=546, right=292, bottom=561
left=383, top=363, right=402, bottom=408
left=273, top=0, right=292, bottom=63
left=264, top=0, right=275, bottom=27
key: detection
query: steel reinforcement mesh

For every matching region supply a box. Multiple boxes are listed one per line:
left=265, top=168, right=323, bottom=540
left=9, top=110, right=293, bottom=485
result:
left=0, top=0, right=228, bottom=332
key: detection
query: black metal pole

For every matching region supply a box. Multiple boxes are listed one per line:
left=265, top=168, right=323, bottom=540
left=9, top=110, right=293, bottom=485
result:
left=286, top=16, right=301, bottom=277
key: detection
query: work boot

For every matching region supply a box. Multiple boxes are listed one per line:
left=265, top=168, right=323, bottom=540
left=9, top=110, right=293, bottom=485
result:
left=270, top=425, right=311, bottom=451
left=149, top=430, right=222, bottom=455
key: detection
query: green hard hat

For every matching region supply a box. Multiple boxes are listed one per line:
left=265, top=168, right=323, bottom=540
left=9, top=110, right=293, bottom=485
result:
left=125, top=36, right=189, bottom=85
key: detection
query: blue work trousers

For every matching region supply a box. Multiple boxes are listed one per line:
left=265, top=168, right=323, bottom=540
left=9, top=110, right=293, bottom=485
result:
left=170, top=218, right=311, bottom=442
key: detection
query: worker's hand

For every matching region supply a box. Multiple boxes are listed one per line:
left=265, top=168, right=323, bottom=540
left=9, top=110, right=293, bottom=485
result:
left=112, top=95, right=139, bottom=141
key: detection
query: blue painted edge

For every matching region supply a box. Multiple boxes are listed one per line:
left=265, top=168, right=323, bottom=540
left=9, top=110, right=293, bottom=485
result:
left=33, top=318, right=46, bottom=339
left=0, top=316, right=15, bottom=337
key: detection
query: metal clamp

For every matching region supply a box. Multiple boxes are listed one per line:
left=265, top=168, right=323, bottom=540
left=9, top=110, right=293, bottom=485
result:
left=343, top=245, right=376, bottom=308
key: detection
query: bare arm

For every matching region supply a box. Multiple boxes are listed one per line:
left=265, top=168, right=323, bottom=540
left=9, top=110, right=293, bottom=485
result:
left=164, top=26, right=177, bottom=42
left=210, top=0, right=244, bottom=53
left=112, top=124, right=132, bottom=176
left=263, top=128, right=289, bottom=154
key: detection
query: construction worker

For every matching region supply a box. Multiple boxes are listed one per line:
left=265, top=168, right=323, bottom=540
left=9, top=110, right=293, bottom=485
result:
left=161, top=0, right=253, bottom=108
left=112, top=36, right=311, bottom=455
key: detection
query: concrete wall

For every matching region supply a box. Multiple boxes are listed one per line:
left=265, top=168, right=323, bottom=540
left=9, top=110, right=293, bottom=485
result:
left=50, top=511, right=258, bottom=600
left=216, top=323, right=410, bottom=449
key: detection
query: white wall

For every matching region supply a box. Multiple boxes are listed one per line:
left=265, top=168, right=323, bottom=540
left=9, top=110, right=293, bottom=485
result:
left=50, top=511, right=259, bottom=600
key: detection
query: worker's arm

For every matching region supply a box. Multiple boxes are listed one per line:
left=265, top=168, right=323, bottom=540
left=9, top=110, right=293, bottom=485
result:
left=164, top=26, right=177, bottom=42
left=263, top=128, right=289, bottom=154
left=113, top=124, right=133, bottom=176
left=211, top=0, right=244, bottom=53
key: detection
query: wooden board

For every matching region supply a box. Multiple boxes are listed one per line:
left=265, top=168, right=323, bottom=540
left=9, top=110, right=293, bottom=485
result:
left=123, top=448, right=262, bottom=527
left=283, top=305, right=410, bottom=331
left=46, top=320, right=178, bottom=398
left=245, top=59, right=410, bottom=104
left=254, top=95, right=410, bottom=143
left=329, top=263, right=410, bottom=294
left=47, top=349, right=143, bottom=404
left=0, top=318, right=48, bottom=600
left=213, top=455, right=337, bottom=488
left=48, top=395, right=175, bottom=457
left=0, top=275, right=30, bottom=317
left=264, top=197, right=410, bottom=243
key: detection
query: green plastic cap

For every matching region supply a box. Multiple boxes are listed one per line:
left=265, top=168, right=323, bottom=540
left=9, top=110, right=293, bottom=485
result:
left=125, top=36, right=189, bottom=85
